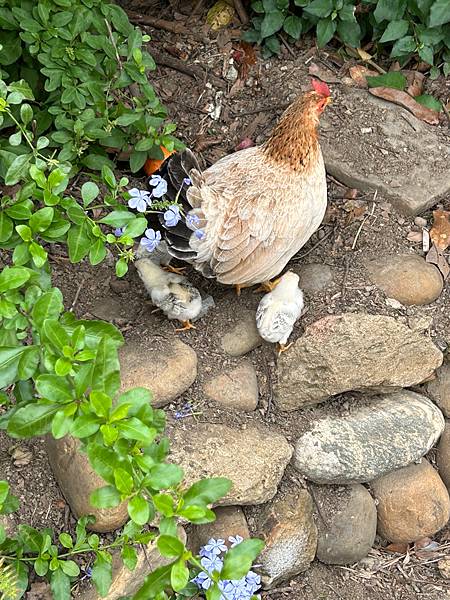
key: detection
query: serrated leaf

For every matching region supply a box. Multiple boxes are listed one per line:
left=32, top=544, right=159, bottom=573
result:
left=429, top=0, right=450, bottom=27
left=283, top=15, right=302, bottom=39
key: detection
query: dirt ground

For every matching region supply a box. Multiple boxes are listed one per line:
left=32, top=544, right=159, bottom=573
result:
left=1, top=2, right=450, bottom=598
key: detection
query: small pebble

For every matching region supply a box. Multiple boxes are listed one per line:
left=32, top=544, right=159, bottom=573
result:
left=414, top=216, right=428, bottom=227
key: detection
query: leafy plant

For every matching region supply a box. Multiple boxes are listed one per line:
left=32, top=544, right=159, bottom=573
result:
left=246, top=0, right=450, bottom=75
left=0, top=0, right=184, bottom=173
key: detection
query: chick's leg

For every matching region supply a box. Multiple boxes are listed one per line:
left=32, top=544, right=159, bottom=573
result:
left=277, top=342, right=293, bottom=355
left=254, top=277, right=282, bottom=294
left=175, top=320, right=196, bottom=333
left=163, top=264, right=186, bottom=276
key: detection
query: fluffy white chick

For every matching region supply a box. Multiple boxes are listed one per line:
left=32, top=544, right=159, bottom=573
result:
left=134, top=256, right=202, bottom=332
left=256, top=271, right=304, bottom=354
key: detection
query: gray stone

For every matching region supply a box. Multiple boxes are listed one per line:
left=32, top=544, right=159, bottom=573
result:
left=367, top=254, right=443, bottom=306
left=314, top=484, right=377, bottom=564
left=168, top=423, right=292, bottom=505
left=256, top=490, right=317, bottom=588
left=296, top=263, right=334, bottom=293
left=437, top=422, right=450, bottom=492
left=371, top=460, right=450, bottom=543
left=221, top=310, right=263, bottom=356
left=46, top=436, right=128, bottom=533
left=321, top=87, right=450, bottom=215
left=203, top=361, right=259, bottom=411
left=427, top=363, right=450, bottom=418
left=188, top=506, right=250, bottom=554
left=79, top=527, right=186, bottom=600
left=293, top=391, right=445, bottom=484
left=119, top=338, right=197, bottom=408
left=276, top=313, right=443, bottom=410
left=90, top=296, right=133, bottom=322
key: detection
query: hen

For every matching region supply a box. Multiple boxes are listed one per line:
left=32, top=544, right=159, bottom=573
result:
left=155, top=79, right=330, bottom=293
left=256, top=270, right=304, bottom=354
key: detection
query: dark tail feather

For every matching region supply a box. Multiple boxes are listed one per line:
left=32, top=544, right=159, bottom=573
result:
left=150, top=149, right=202, bottom=263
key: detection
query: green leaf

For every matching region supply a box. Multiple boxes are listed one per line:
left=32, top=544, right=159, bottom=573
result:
left=304, top=0, right=333, bottom=18
left=50, top=568, right=71, bottom=600
left=17, top=346, right=40, bottom=380
left=81, top=182, right=100, bottom=207
left=123, top=217, right=147, bottom=238
left=29, top=242, right=47, bottom=268
left=59, top=533, right=73, bottom=549
left=429, top=0, right=450, bottom=27
left=121, top=545, right=138, bottom=571
left=92, top=336, right=120, bottom=397
left=60, top=560, right=80, bottom=577
left=415, top=94, right=442, bottom=112
left=98, top=211, right=136, bottom=227
left=264, top=35, right=281, bottom=55
left=67, top=221, right=92, bottom=263
left=183, top=477, right=232, bottom=507
left=336, top=19, right=361, bottom=47
left=418, top=44, right=434, bottom=65
left=316, top=18, right=337, bottom=47
left=374, top=0, right=407, bottom=23
left=118, top=417, right=156, bottom=444
left=0, top=347, right=27, bottom=388
left=90, top=390, right=112, bottom=418
left=132, top=563, right=173, bottom=600
left=35, top=374, right=73, bottom=403
left=152, top=493, right=174, bottom=517
left=29, top=207, right=54, bottom=232
left=0, top=266, right=30, bottom=293
left=366, top=71, right=407, bottom=90
left=71, top=414, right=100, bottom=438
left=101, top=165, right=116, bottom=188
left=5, top=154, right=31, bottom=186
left=91, top=552, right=112, bottom=597
left=114, top=467, right=134, bottom=495
left=16, top=224, right=32, bottom=242
left=115, top=258, right=128, bottom=278
left=86, top=443, right=118, bottom=483
left=128, top=494, right=150, bottom=525
left=283, top=15, right=302, bottom=39
left=157, top=534, right=184, bottom=558
left=0, top=213, right=13, bottom=243
left=170, top=559, right=189, bottom=592
left=8, top=403, right=58, bottom=438
left=52, top=410, right=73, bottom=438
left=146, top=464, right=184, bottom=490
left=55, top=357, right=72, bottom=376
left=32, top=289, right=64, bottom=328
left=220, top=538, right=265, bottom=580
left=130, top=150, right=147, bottom=173
left=90, top=485, right=121, bottom=509
left=261, top=10, right=285, bottom=38
left=391, top=35, right=416, bottom=56
left=89, top=239, right=107, bottom=266
left=379, top=19, right=409, bottom=43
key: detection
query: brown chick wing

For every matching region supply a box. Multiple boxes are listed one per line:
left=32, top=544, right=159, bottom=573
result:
left=186, top=146, right=327, bottom=287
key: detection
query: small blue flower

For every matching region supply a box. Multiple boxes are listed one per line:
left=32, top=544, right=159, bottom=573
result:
left=163, top=205, right=181, bottom=227
left=192, top=571, right=213, bottom=591
left=203, top=538, right=228, bottom=556
left=140, top=228, right=161, bottom=253
left=114, top=227, right=123, bottom=237
left=245, top=571, right=261, bottom=594
left=149, top=175, right=168, bottom=198
left=195, top=228, right=205, bottom=240
left=128, top=188, right=151, bottom=213
left=183, top=177, right=192, bottom=186
left=228, top=534, right=244, bottom=548
left=201, top=554, right=223, bottom=574
left=186, top=213, right=200, bottom=228
left=85, top=566, right=92, bottom=578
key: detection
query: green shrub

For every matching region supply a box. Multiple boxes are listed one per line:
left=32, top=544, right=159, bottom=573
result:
left=0, top=0, right=184, bottom=174
left=245, top=0, right=450, bottom=75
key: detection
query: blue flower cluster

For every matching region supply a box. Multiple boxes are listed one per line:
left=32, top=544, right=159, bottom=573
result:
left=192, top=536, right=261, bottom=600
left=125, top=175, right=206, bottom=255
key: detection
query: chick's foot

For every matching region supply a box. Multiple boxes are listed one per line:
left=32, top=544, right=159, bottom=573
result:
left=254, top=277, right=281, bottom=294
left=175, top=320, right=196, bottom=333
left=277, top=342, right=293, bottom=355
left=163, top=265, right=186, bottom=276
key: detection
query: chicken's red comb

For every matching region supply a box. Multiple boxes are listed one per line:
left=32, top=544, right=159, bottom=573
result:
left=311, top=79, right=330, bottom=97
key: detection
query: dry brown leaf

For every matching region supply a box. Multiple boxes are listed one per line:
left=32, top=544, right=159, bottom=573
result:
left=385, top=542, right=409, bottom=554
left=344, top=188, right=359, bottom=199
left=404, top=70, right=425, bottom=97
left=368, top=87, right=440, bottom=125
left=407, top=230, right=423, bottom=243
left=348, top=65, right=378, bottom=88
left=308, top=62, right=340, bottom=83
left=426, top=243, right=450, bottom=280
left=430, top=209, right=450, bottom=250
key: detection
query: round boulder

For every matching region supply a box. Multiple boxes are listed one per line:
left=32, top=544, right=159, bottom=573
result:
left=371, top=459, right=450, bottom=543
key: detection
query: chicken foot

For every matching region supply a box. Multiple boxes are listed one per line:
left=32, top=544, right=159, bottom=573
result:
left=175, top=320, right=196, bottom=333
left=254, top=277, right=282, bottom=294
left=163, top=265, right=186, bottom=276
left=277, top=342, right=293, bottom=355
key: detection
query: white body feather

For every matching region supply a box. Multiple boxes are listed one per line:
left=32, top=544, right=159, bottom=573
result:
left=134, top=257, right=202, bottom=323
left=256, top=271, right=304, bottom=345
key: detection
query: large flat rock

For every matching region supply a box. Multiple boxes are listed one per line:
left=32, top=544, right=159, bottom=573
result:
left=276, top=313, right=443, bottom=410
left=168, top=422, right=292, bottom=505
left=320, top=87, right=450, bottom=215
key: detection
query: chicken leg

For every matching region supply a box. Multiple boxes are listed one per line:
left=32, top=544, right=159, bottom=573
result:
left=163, top=264, right=186, bottom=276
left=175, top=320, right=196, bottom=333
left=277, top=342, right=293, bottom=355
left=254, top=277, right=282, bottom=294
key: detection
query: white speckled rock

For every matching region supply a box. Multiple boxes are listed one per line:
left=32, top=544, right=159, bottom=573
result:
left=256, top=490, right=317, bottom=588
left=276, top=313, right=443, bottom=410
left=169, top=423, right=292, bottom=505
left=294, top=391, right=445, bottom=484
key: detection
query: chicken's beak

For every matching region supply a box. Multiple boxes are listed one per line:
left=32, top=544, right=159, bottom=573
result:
left=324, top=96, right=332, bottom=106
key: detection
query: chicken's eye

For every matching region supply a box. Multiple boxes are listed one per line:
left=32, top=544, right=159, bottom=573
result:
left=317, top=97, right=329, bottom=113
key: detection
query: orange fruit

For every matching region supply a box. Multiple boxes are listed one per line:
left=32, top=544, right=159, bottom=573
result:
left=143, top=145, right=174, bottom=175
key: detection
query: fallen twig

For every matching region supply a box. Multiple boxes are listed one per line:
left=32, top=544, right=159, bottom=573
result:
left=351, top=196, right=376, bottom=250
left=292, top=226, right=335, bottom=261
left=233, top=0, right=249, bottom=24
left=150, top=47, right=225, bottom=89
left=70, top=283, right=83, bottom=312
left=127, top=11, right=189, bottom=35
